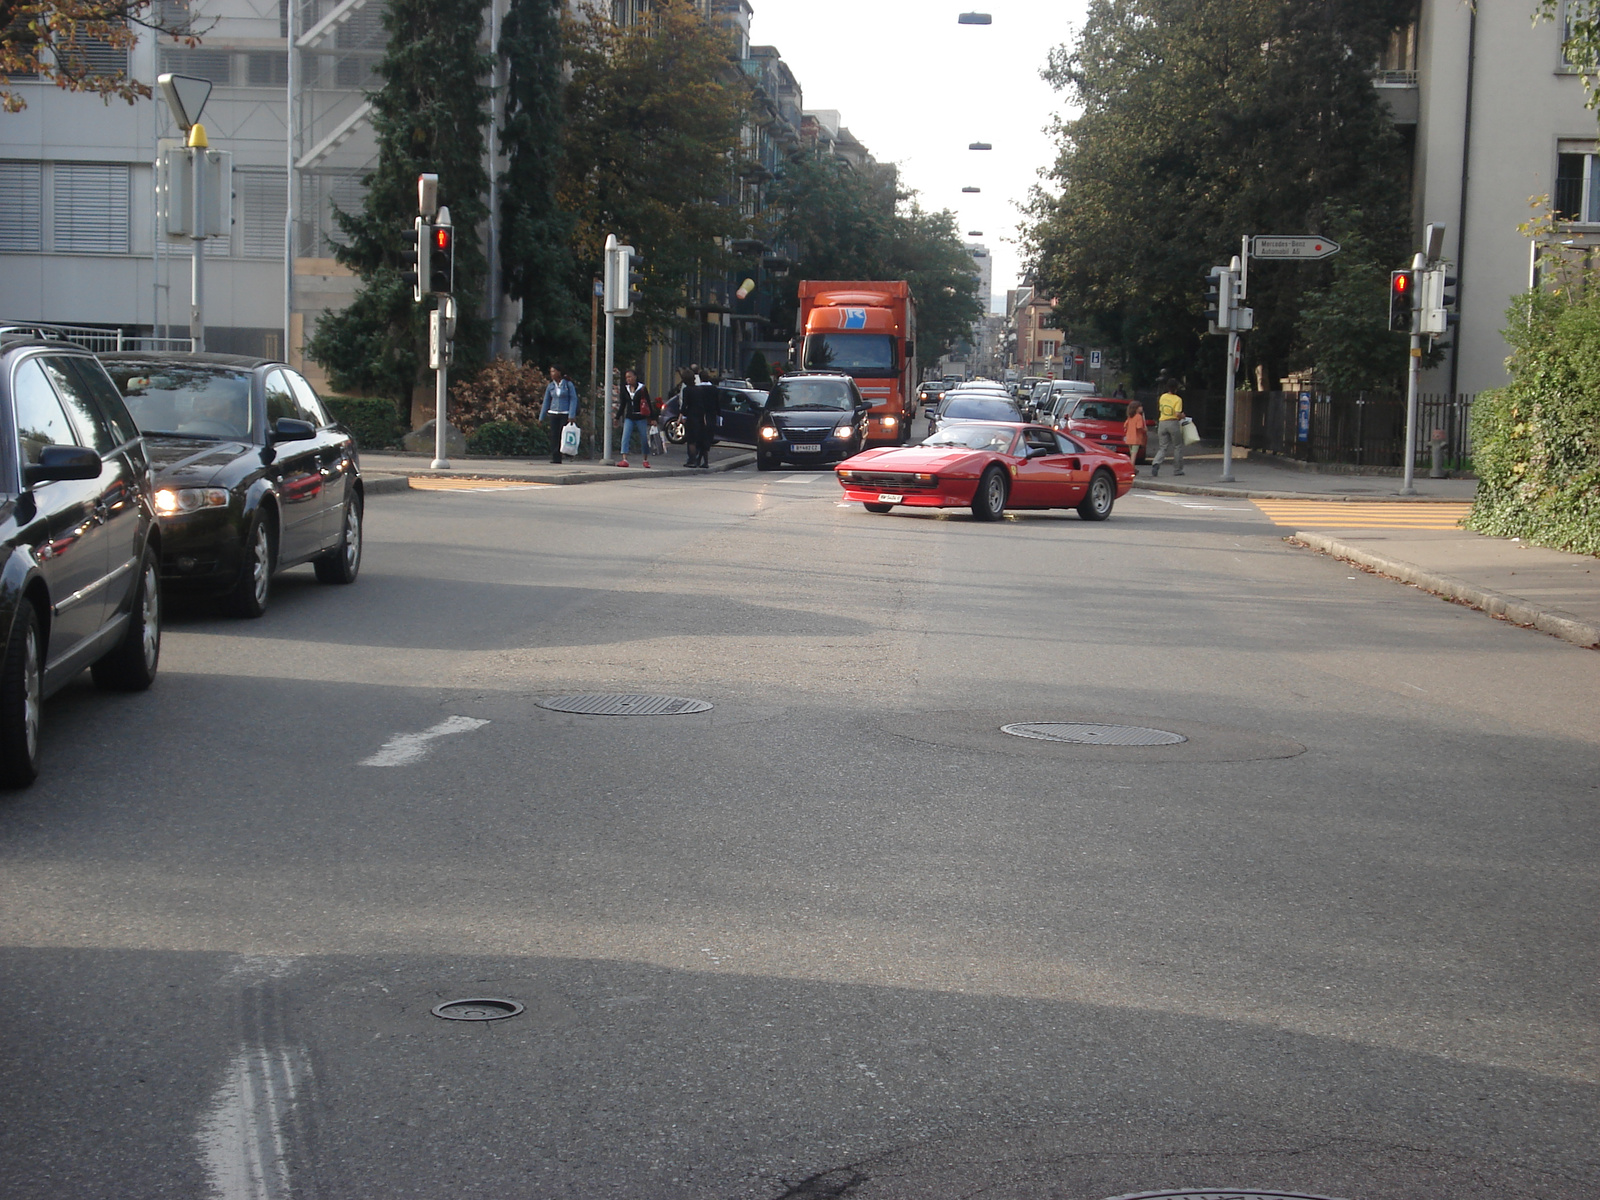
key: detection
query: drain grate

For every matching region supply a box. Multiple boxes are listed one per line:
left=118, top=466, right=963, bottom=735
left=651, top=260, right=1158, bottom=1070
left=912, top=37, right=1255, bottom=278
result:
left=537, top=694, right=713, bottom=717
left=1002, top=722, right=1187, bottom=746
left=1102, top=1193, right=1348, bottom=1200
left=431, top=998, right=525, bottom=1022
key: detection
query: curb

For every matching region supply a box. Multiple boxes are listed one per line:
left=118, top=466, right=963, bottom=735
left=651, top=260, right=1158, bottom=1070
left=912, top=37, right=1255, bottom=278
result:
left=364, top=453, right=756, bottom=493
left=1132, top=480, right=1469, bottom=503
left=1291, top=532, right=1600, bottom=649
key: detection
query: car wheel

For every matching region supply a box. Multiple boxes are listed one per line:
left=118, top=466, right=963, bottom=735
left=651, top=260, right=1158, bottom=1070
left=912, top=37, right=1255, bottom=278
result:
left=314, top=492, right=363, bottom=585
left=224, top=511, right=275, bottom=619
left=1077, top=469, right=1116, bottom=521
left=0, top=603, right=43, bottom=788
left=756, top=454, right=779, bottom=471
left=664, top=417, right=686, bottom=445
left=91, top=546, right=161, bottom=692
left=971, top=466, right=1008, bottom=522
left=864, top=502, right=893, bottom=513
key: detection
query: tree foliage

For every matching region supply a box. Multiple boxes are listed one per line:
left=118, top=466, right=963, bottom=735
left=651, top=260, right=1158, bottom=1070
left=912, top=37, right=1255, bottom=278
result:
left=558, top=0, right=750, bottom=367
left=1541, top=0, right=1600, bottom=107
left=1296, top=204, right=1411, bottom=391
left=499, top=0, right=579, bottom=369
left=1, top=0, right=197, bottom=112
left=1023, top=0, right=1412, bottom=387
left=307, top=0, right=490, bottom=413
left=763, top=153, right=984, bottom=371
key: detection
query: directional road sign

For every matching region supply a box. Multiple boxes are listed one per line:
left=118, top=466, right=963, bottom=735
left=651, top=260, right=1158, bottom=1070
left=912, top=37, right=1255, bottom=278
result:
left=1251, top=235, right=1340, bottom=260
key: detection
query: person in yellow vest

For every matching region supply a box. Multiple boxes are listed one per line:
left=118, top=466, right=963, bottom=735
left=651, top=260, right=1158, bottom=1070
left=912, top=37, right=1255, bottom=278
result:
left=1150, top=382, right=1186, bottom=476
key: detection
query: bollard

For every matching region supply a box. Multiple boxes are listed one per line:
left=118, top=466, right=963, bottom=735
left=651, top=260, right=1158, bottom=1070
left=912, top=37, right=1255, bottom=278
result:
left=1429, top=428, right=1447, bottom=478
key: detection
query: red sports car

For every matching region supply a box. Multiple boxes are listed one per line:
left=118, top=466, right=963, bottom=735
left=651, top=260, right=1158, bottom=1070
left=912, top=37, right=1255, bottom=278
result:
left=835, top=420, right=1135, bottom=521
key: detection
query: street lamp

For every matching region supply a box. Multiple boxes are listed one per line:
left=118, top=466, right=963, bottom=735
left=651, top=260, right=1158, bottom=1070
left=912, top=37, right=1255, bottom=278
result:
left=958, top=12, right=992, bottom=24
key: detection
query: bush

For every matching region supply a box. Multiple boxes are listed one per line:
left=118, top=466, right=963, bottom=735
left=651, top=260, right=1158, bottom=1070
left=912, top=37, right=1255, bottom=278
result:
left=449, top=358, right=549, bottom=438
left=324, top=396, right=405, bottom=451
left=1466, top=281, right=1600, bottom=556
left=466, top=420, right=549, bottom=457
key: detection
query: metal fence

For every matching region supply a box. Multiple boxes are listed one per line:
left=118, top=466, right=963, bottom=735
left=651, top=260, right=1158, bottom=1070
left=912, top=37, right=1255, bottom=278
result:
left=1246, top=390, right=1474, bottom=470
left=0, top=322, right=196, bottom=354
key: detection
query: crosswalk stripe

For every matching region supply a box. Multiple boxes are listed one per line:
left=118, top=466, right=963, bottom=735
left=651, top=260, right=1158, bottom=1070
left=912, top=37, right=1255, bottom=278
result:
left=1251, top=500, right=1470, bottom=530
left=407, top=477, right=553, bottom=492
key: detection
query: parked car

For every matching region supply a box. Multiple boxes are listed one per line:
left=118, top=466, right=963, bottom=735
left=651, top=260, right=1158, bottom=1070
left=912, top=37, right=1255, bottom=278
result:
left=1060, top=396, right=1143, bottom=460
left=0, top=326, right=164, bottom=787
left=711, top=382, right=771, bottom=447
left=98, top=353, right=363, bottom=618
left=755, top=373, right=871, bottom=469
left=837, top=420, right=1134, bottom=521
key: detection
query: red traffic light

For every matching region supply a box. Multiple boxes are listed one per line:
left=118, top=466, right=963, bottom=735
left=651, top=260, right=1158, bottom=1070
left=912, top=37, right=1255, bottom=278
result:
left=1392, top=272, right=1409, bottom=294
left=433, top=227, right=451, bottom=251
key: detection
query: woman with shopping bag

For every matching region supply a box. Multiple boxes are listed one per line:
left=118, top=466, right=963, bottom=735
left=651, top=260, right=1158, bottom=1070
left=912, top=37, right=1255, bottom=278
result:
left=539, top=364, right=580, bottom=464
left=1150, top=381, right=1187, bottom=477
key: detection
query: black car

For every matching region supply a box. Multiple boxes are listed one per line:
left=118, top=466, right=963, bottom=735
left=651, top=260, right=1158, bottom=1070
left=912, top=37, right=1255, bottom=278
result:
left=99, top=354, right=363, bottom=618
left=755, top=373, right=871, bottom=470
left=915, top=381, right=947, bottom=413
left=0, top=327, right=163, bottom=787
left=661, top=380, right=768, bottom=447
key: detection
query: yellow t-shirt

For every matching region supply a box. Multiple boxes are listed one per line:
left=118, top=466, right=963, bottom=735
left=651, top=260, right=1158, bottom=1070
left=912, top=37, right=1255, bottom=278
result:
left=1158, top=391, right=1185, bottom=421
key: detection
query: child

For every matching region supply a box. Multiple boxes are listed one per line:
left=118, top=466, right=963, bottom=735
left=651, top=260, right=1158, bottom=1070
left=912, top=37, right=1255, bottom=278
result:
left=1123, top=400, right=1148, bottom=467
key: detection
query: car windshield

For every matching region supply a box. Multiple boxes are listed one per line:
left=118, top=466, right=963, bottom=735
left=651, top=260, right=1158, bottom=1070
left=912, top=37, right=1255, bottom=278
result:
left=768, top=378, right=856, bottom=410
left=922, top=424, right=1017, bottom=453
left=104, top=362, right=253, bottom=439
left=1072, top=400, right=1131, bottom=421
left=941, top=397, right=1021, bottom=422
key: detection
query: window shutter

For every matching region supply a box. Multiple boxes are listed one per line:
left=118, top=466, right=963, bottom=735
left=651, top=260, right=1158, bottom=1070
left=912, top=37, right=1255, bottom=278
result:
left=238, top=168, right=287, bottom=258
left=0, top=162, right=43, bottom=251
left=53, top=163, right=130, bottom=254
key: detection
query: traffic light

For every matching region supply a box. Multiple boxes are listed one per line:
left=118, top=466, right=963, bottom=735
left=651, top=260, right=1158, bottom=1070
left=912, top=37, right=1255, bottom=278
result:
left=428, top=219, right=454, bottom=297
left=1439, top=267, right=1458, bottom=327
left=626, top=251, right=644, bottom=313
left=401, top=217, right=430, bottom=304
left=1389, top=269, right=1414, bottom=333
left=1204, top=265, right=1234, bottom=335
left=605, top=241, right=640, bottom=316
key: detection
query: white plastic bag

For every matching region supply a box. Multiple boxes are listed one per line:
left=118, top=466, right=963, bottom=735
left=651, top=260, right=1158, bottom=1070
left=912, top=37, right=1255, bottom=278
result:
left=1180, top=416, right=1200, bottom=446
left=560, top=420, right=581, bottom=456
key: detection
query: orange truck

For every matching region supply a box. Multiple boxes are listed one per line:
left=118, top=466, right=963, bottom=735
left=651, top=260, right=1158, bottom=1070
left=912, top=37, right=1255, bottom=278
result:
left=796, top=281, right=917, bottom=446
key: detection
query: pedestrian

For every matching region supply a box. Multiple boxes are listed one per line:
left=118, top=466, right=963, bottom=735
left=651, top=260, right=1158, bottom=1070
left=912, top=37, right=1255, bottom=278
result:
left=1112, top=382, right=1128, bottom=399
left=680, top=366, right=718, bottom=469
left=1150, top=380, right=1186, bottom=477
left=1123, top=399, right=1148, bottom=468
left=539, top=364, right=579, bottom=464
left=614, top=367, right=652, bottom=468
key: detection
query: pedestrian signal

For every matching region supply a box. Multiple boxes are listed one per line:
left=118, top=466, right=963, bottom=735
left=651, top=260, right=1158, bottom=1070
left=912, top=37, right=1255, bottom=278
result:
left=428, top=221, right=454, bottom=297
left=401, top=217, right=430, bottom=304
left=1389, top=270, right=1414, bottom=333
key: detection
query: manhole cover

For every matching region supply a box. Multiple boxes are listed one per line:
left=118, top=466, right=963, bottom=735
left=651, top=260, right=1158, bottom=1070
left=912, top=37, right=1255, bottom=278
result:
left=1103, top=1192, right=1348, bottom=1200
left=537, top=694, right=713, bottom=716
left=1002, top=722, right=1187, bottom=746
left=431, top=998, right=525, bottom=1021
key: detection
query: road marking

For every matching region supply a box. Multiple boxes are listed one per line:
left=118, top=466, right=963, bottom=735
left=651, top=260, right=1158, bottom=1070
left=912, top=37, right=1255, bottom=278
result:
left=198, top=1044, right=308, bottom=1200
left=1252, top=500, right=1471, bottom=529
left=360, top=715, right=490, bottom=766
left=407, top=477, right=552, bottom=492
left=1140, top=494, right=1253, bottom=510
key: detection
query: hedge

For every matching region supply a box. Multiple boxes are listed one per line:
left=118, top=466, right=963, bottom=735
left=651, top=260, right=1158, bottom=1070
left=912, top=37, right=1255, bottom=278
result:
left=324, top=396, right=405, bottom=452
left=466, top=420, right=549, bottom=456
left=1466, top=284, right=1600, bottom=557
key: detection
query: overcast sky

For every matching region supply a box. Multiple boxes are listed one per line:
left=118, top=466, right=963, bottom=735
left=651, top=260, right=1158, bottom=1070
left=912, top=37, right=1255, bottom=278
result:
left=747, top=1, right=1091, bottom=311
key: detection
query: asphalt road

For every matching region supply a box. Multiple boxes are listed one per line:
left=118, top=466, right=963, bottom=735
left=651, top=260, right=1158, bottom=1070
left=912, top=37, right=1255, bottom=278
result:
left=0, top=463, right=1595, bottom=1200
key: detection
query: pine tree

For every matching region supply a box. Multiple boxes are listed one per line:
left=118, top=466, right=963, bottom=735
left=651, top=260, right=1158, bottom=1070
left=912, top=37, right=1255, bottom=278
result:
left=307, top=0, right=491, bottom=417
left=499, top=0, right=582, bottom=369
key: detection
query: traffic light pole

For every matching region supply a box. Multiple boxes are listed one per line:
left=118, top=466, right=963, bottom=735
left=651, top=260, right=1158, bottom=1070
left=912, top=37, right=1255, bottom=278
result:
left=432, top=354, right=450, bottom=470
left=190, top=128, right=207, bottom=352
left=602, top=311, right=616, bottom=463
left=1400, top=251, right=1425, bottom=496
left=1221, top=326, right=1238, bottom=483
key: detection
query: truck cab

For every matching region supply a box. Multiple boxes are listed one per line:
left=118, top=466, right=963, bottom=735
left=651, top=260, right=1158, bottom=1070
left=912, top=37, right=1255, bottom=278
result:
left=797, top=282, right=916, bottom=447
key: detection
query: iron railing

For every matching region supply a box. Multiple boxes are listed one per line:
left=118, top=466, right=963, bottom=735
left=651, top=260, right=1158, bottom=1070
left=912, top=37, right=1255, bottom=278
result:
left=1248, top=390, right=1474, bottom=470
left=0, top=322, right=196, bottom=354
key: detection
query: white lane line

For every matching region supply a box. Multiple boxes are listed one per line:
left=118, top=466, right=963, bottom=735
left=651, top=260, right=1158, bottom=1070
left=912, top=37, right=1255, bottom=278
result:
left=360, top=715, right=490, bottom=767
left=197, top=1044, right=307, bottom=1200
left=1139, top=494, right=1254, bottom=511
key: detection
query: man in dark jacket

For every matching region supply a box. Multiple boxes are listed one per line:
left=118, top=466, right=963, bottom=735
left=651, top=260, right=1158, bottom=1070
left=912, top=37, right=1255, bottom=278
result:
left=680, top=367, right=718, bottom=469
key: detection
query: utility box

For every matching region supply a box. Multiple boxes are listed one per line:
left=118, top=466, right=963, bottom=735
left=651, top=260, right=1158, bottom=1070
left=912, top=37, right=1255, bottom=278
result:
left=158, top=144, right=232, bottom=239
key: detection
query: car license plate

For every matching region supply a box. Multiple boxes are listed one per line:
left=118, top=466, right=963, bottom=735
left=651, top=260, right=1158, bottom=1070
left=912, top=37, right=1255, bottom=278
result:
left=877, top=493, right=903, bottom=504
left=791, top=444, right=821, bottom=453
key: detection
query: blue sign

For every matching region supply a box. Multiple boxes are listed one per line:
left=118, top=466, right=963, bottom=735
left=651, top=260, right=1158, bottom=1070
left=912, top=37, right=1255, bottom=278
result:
left=842, top=308, right=867, bottom=330
left=1296, top=391, right=1312, bottom=443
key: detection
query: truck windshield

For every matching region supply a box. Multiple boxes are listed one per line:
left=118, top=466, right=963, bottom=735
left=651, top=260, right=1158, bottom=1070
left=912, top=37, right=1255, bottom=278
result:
left=803, top=333, right=896, bottom=373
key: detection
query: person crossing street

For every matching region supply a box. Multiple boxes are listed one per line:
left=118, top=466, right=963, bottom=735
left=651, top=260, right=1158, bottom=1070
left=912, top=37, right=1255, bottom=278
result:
left=1150, top=381, right=1186, bottom=477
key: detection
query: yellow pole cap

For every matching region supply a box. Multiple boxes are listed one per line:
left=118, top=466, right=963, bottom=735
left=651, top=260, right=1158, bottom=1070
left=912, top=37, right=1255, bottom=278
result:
left=186, top=123, right=208, bottom=148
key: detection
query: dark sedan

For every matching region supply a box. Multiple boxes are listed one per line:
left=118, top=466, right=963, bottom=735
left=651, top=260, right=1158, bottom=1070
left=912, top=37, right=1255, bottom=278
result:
left=100, top=354, right=364, bottom=618
left=755, top=373, right=871, bottom=469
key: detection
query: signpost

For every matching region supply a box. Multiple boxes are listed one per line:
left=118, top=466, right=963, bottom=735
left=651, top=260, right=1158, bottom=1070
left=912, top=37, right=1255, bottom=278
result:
left=1250, top=235, right=1341, bottom=261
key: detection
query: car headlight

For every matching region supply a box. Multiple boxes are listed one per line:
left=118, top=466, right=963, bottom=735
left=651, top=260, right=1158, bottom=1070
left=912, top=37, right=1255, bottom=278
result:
left=834, top=424, right=854, bottom=438
left=154, top=487, right=228, bottom=515
left=759, top=426, right=778, bottom=441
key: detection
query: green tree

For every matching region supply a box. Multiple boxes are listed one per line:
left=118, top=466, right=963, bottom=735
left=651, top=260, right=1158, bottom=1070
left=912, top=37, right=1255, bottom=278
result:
left=306, top=0, right=490, bottom=416
left=499, top=0, right=581, bottom=369
left=1296, top=205, right=1411, bottom=391
left=1022, top=0, right=1412, bottom=387
left=558, top=0, right=750, bottom=367
left=1, top=0, right=196, bottom=112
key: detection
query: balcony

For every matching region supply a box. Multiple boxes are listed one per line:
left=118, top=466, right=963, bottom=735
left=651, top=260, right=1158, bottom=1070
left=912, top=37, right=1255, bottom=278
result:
left=1373, top=69, right=1418, bottom=125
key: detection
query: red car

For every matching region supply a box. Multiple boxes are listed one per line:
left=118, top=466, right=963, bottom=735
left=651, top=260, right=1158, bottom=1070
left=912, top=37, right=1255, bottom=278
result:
left=836, top=420, right=1135, bottom=521
left=1057, top=396, right=1145, bottom=462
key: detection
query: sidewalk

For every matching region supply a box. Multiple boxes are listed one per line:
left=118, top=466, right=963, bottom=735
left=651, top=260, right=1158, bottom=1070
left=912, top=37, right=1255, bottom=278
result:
left=1133, top=448, right=1478, bottom=501
left=359, top=443, right=755, bottom=494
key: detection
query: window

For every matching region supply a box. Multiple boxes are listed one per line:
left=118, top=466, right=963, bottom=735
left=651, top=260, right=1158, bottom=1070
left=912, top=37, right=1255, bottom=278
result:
left=63, top=357, right=140, bottom=447
left=53, top=164, right=130, bottom=254
left=264, top=370, right=297, bottom=426
left=38, top=357, right=116, bottom=453
left=1556, top=147, right=1600, bottom=223
left=12, top=359, right=78, bottom=466
left=237, top=168, right=287, bottom=258
left=1038, top=339, right=1058, bottom=359
left=246, top=52, right=288, bottom=87
left=0, top=162, right=43, bottom=251
left=286, top=372, right=329, bottom=427
left=56, top=33, right=128, bottom=78
left=159, top=47, right=231, bottom=84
